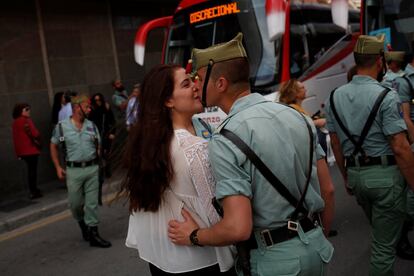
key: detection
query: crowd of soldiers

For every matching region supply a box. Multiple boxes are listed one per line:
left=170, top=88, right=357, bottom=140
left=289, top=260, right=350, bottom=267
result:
left=166, top=33, right=414, bottom=276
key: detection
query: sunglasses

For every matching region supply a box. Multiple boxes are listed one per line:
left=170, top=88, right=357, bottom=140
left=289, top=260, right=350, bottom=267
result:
left=24, top=107, right=31, bottom=111
left=94, top=98, right=102, bottom=102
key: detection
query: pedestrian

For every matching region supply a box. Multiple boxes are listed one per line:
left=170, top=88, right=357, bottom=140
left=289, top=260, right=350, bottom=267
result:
left=50, top=95, right=111, bottom=248
left=325, top=34, right=414, bottom=276
left=388, top=50, right=414, bottom=260
left=279, top=79, right=335, bottom=237
left=383, top=51, right=406, bottom=88
left=121, top=64, right=235, bottom=275
left=12, top=103, right=43, bottom=199
left=168, top=33, right=333, bottom=275
left=112, top=79, right=128, bottom=122
left=58, top=90, right=76, bottom=122
left=126, top=84, right=140, bottom=131
left=89, top=93, right=116, bottom=202
left=51, top=92, right=65, bottom=125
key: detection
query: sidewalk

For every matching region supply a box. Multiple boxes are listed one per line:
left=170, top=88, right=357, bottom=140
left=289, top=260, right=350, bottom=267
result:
left=0, top=173, right=122, bottom=235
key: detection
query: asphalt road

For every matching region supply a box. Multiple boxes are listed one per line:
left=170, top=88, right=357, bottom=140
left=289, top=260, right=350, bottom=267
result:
left=0, top=166, right=413, bottom=276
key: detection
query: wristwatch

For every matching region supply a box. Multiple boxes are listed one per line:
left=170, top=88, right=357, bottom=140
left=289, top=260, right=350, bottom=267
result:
left=189, top=228, right=203, bottom=247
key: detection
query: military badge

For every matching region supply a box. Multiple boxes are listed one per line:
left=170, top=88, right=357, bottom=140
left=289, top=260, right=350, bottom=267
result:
left=201, top=130, right=211, bottom=139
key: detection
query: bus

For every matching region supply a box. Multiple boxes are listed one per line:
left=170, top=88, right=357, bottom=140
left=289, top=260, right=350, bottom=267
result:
left=135, top=0, right=360, bottom=125
left=362, top=0, right=414, bottom=54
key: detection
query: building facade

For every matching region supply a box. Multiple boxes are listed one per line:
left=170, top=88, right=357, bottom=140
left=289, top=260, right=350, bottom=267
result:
left=0, top=0, right=178, bottom=197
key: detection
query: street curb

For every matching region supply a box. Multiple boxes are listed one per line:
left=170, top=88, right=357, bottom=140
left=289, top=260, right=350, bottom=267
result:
left=0, top=175, right=122, bottom=235
left=0, top=199, right=69, bottom=235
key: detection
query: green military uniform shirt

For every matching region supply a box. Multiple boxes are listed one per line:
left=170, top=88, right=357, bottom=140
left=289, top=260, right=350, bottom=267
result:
left=325, top=75, right=406, bottom=157
left=51, top=118, right=101, bottom=162
left=382, top=69, right=405, bottom=88
left=393, top=63, right=414, bottom=121
left=209, top=93, right=324, bottom=230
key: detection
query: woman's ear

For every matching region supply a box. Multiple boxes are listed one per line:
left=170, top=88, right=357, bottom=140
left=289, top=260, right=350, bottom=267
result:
left=165, top=98, right=174, bottom=109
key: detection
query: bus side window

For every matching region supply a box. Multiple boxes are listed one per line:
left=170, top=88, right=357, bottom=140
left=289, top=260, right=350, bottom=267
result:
left=290, top=34, right=307, bottom=78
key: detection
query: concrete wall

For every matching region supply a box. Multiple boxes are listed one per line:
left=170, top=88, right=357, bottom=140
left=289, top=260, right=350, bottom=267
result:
left=0, top=0, right=178, bottom=197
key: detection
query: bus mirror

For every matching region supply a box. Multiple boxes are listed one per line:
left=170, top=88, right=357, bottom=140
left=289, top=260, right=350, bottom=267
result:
left=331, top=0, right=349, bottom=30
left=134, top=16, right=172, bottom=66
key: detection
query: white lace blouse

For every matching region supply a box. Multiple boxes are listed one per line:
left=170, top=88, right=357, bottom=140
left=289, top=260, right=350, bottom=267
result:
left=126, top=129, right=235, bottom=273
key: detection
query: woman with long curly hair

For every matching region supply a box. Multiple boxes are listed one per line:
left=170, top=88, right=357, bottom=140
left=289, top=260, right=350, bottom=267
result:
left=122, top=64, right=235, bottom=276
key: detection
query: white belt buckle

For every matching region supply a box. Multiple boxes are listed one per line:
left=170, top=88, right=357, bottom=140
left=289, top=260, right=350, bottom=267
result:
left=287, top=221, right=299, bottom=231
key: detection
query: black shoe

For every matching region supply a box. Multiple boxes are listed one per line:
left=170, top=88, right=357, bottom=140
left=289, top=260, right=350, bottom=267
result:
left=78, top=220, right=89, bottom=241
left=89, top=226, right=111, bottom=248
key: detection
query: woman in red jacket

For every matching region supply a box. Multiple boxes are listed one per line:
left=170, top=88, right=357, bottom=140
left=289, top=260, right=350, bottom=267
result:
left=12, top=103, right=42, bottom=199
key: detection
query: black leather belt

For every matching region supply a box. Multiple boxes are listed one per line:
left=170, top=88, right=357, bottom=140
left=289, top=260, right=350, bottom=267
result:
left=257, top=216, right=319, bottom=248
left=66, top=158, right=98, bottom=168
left=345, top=155, right=396, bottom=168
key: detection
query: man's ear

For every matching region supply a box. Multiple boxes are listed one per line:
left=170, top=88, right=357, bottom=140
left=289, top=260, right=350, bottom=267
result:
left=215, top=76, right=228, bottom=93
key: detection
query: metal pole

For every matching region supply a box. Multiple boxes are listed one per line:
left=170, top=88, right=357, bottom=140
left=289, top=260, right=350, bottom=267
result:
left=35, top=0, right=54, bottom=106
left=107, top=0, right=121, bottom=80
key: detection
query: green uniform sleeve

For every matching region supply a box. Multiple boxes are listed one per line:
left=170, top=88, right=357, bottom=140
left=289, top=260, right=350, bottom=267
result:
left=208, top=134, right=252, bottom=200
left=393, top=77, right=412, bottom=103
left=380, top=91, right=407, bottom=136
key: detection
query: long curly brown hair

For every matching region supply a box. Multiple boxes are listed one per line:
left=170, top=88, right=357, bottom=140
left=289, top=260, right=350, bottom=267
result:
left=122, top=64, right=180, bottom=212
left=279, top=79, right=299, bottom=105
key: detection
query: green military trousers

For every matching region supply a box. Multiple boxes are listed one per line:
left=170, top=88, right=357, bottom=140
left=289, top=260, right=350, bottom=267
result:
left=245, top=226, right=333, bottom=276
left=66, top=165, right=100, bottom=226
left=348, top=165, right=406, bottom=276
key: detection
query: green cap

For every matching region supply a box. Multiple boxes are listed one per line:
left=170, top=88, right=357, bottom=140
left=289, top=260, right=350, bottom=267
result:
left=71, top=95, right=90, bottom=105
left=385, top=51, right=405, bottom=62
left=354, top=34, right=385, bottom=55
left=191, top=32, right=247, bottom=71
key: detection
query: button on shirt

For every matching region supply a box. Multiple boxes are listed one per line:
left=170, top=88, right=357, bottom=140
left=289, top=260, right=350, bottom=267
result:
left=325, top=75, right=406, bottom=157
left=51, top=118, right=101, bottom=162
left=393, top=64, right=414, bottom=121
left=209, top=93, right=324, bottom=230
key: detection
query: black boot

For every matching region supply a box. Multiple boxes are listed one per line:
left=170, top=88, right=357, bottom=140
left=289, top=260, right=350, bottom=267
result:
left=88, top=226, right=111, bottom=248
left=78, top=220, right=89, bottom=241
left=397, top=222, right=414, bottom=260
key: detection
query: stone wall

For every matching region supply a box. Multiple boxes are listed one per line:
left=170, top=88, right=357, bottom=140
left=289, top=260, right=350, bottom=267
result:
left=0, top=0, right=178, bottom=197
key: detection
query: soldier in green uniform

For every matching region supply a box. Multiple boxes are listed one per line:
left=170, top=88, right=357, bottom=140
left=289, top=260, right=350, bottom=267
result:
left=325, top=35, right=414, bottom=276
left=50, top=95, right=111, bottom=248
left=168, top=33, right=333, bottom=276
left=389, top=50, right=414, bottom=260
left=382, top=51, right=406, bottom=88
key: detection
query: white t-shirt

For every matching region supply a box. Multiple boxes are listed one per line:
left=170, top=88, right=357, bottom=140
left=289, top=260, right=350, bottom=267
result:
left=126, top=129, right=234, bottom=273
left=58, top=103, right=72, bottom=122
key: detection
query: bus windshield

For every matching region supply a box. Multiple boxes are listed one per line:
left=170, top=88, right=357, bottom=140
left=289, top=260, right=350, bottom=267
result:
left=166, top=0, right=280, bottom=90
left=365, top=0, right=414, bottom=53
left=165, top=0, right=359, bottom=92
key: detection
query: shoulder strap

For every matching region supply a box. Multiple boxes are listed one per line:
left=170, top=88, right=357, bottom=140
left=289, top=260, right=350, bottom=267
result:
left=220, top=111, right=314, bottom=219
left=58, top=122, right=67, bottom=161
left=329, top=87, right=390, bottom=157
left=329, top=89, right=359, bottom=147
left=352, top=87, right=390, bottom=157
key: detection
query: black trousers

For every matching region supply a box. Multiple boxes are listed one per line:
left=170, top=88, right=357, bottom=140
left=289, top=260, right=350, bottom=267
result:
left=149, top=263, right=236, bottom=276
left=20, top=154, right=39, bottom=194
